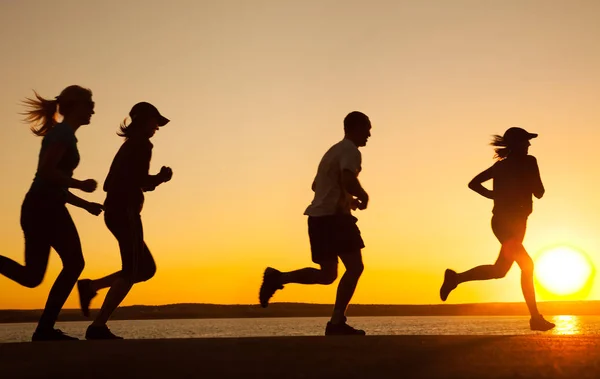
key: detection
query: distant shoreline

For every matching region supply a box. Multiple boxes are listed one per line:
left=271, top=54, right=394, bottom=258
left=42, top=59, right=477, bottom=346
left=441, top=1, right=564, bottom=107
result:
left=0, top=301, right=598, bottom=324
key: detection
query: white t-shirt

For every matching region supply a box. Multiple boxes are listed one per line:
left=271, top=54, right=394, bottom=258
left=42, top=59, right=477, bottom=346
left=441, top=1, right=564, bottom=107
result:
left=304, top=138, right=362, bottom=217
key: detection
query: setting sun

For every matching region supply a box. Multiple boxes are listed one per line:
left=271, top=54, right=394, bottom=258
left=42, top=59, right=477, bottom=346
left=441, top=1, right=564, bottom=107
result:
left=535, top=246, right=594, bottom=296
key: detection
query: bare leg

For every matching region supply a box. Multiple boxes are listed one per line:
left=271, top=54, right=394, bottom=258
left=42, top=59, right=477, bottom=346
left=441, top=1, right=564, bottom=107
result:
left=259, top=262, right=338, bottom=308
left=441, top=245, right=514, bottom=302
left=89, top=271, right=121, bottom=292
left=91, top=277, right=133, bottom=327
left=512, top=244, right=539, bottom=317
left=457, top=247, right=514, bottom=284
left=0, top=237, right=49, bottom=288
left=280, top=263, right=338, bottom=285
left=38, top=214, right=85, bottom=331
left=331, top=252, right=364, bottom=323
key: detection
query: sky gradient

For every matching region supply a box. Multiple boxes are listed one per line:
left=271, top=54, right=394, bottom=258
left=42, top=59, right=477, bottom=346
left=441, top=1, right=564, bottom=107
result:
left=1, top=0, right=600, bottom=309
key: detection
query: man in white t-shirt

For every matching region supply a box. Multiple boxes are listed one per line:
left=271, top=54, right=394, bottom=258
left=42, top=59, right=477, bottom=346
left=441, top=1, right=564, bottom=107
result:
left=259, top=111, right=371, bottom=335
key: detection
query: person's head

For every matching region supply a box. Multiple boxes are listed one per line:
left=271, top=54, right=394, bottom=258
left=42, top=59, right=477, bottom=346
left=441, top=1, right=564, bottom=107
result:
left=491, top=127, right=538, bottom=160
left=343, top=111, right=371, bottom=147
left=117, top=102, right=169, bottom=139
left=22, top=85, right=94, bottom=136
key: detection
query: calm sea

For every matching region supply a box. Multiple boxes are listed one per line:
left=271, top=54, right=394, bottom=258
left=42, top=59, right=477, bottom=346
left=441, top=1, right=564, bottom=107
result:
left=1, top=315, right=599, bottom=343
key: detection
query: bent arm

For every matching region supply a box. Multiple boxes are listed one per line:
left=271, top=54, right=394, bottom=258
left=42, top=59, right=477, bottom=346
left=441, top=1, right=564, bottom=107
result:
left=530, top=157, right=545, bottom=199
left=342, top=169, right=368, bottom=201
left=132, top=143, right=164, bottom=190
left=468, top=166, right=494, bottom=199
left=65, top=191, right=91, bottom=209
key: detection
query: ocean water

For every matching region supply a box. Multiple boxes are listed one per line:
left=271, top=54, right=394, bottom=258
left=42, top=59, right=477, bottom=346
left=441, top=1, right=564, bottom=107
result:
left=1, top=315, right=599, bottom=343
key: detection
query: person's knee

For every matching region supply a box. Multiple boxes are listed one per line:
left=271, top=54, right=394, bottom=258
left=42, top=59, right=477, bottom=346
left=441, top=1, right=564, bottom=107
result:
left=119, top=271, right=136, bottom=286
left=61, top=255, right=85, bottom=278
left=344, top=253, right=364, bottom=277
left=68, top=257, right=85, bottom=275
left=502, top=239, right=522, bottom=253
left=22, top=271, right=44, bottom=288
left=319, top=264, right=338, bottom=284
left=521, top=257, right=534, bottom=276
left=491, top=264, right=510, bottom=279
left=135, top=264, right=156, bottom=283
left=348, top=260, right=364, bottom=277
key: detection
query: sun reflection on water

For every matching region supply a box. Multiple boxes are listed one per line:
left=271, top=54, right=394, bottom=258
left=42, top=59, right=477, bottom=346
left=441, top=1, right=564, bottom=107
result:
left=551, top=315, right=581, bottom=335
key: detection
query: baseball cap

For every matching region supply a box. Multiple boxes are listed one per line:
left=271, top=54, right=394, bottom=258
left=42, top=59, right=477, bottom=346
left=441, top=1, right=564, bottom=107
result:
left=502, top=127, right=537, bottom=146
left=129, top=102, right=169, bottom=126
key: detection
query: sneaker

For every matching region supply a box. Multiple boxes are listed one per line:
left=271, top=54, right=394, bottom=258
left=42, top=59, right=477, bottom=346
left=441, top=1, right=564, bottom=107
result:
left=440, top=269, right=458, bottom=301
left=77, top=279, right=97, bottom=317
left=85, top=325, right=123, bottom=340
left=259, top=267, right=284, bottom=308
left=530, top=315, right=555, bottom=332
left=32, top=328, right=79, bottom=341
left=325, top=319, right=366, bottom=336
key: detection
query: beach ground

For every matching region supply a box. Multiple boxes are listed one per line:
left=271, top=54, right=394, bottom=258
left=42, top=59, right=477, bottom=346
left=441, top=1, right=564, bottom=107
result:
left=1, top=335, right=599, bottom=379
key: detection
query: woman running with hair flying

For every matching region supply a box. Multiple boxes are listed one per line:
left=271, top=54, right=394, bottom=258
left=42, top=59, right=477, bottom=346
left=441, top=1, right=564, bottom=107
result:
left=440, top=127, right=555, bottom=332
left=0, top=85, right=103, bottom=341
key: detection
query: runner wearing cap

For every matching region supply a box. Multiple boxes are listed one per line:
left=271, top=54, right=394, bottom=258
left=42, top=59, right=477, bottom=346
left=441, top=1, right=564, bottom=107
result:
left=440, top=127, right=555, bottom=331
left=77, top=102, right=173, bottom=339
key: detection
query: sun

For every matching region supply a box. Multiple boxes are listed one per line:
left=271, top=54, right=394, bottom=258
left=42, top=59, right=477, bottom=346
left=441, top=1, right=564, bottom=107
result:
left=535, top=246, right=594, bottom=296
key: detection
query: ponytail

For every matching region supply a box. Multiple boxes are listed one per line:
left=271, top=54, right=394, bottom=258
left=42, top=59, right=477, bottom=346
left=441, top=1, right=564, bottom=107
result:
left=117, top=118, right=137, bottom=138
left=490, top=134, right=510, bottom=161
left=21, top=91, right=59, bottom=136
left=21, top=85, right=93, bottom=137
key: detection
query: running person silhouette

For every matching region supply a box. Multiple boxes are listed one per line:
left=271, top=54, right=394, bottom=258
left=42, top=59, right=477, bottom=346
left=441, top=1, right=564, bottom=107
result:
left=259, top=111, right=371, bottom=335
left=440, top=127, right=555, bottom=331
left=76, top=102, right=172, bottom=339
left=0, top=86, right=102, bottom=341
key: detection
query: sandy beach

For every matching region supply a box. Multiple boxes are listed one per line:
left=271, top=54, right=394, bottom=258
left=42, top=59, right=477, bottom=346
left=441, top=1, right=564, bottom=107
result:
left=1, top=335, right=599, bottom=379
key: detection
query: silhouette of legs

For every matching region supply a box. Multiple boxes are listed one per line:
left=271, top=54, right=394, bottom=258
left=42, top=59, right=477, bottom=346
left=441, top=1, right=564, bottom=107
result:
left=79, top=208, right=155, bottom=339
left=91, top=276, right=133, bottom=325
left=260, top=252, right=365, bottom=335
left=512, top=243, right=538, bottom=317
left=38, top=211, right=85, bottom=332
left=259, top=263, right=337, bottom=308
left=260, top=214, right=365, bottom=335
left=260, top=256, right=365, bottom=335
left=456, top=244, right=514, bottom=283
left=280, top=262, right=338, bottom=285
left=443, top=240, right=537, bottom=312
left=332, top=251, right=364, bottom=323
left=0, top=238, right=50, bottom=289
left=91, top=243, right=155, bottom=329
left=441, top=214, right=554, bottom=331
left=0, top=199, right=82, bottom=340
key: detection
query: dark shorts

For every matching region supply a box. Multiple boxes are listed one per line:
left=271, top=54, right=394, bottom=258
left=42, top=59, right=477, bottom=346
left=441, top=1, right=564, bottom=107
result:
left=491, top=213, right=528, bottom=244
left=308, top=214, right=365, bottom=264
left=104, top=206, right=156, bottom=283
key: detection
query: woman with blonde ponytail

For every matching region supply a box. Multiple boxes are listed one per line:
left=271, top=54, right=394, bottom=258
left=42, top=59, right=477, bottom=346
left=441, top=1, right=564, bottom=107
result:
left=0, top=85, right=104, bottom=341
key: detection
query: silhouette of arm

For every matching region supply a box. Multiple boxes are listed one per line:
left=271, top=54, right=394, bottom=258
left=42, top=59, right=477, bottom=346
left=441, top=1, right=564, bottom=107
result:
left=38, top=142, right=86, bottom=190
left=529, top=156, right=545, bottom=199
left=468, top=167, right=494, bottom=199
left=132, top=141, right=164, bottom=191
left=339, top=145, right=366, bottom=198
left=141, top=173, right=166, bottom=192
left=65, top=191, right=91, bottom=208
left=342, top=169, right=368, bottom=204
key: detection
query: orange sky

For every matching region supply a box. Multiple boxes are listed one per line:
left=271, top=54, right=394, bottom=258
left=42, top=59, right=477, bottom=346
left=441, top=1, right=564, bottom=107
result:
left=1, top=0, right=600, bottom=309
